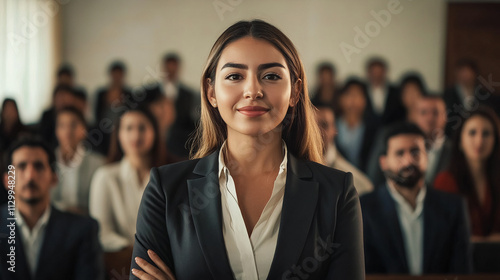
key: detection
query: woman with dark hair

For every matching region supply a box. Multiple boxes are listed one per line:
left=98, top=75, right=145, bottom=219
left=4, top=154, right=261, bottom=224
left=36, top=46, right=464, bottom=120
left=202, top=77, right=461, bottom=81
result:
left=0, top=98, right=28, bottom=152
left=89, top=106, right=170, bottom=278
left=335, top=77, right=379, bottom=172
left=398, top=72, right=427, bottom=121
left=130, top=20, right=364, bottom=280
left=434, top=107, right=500, bottom=241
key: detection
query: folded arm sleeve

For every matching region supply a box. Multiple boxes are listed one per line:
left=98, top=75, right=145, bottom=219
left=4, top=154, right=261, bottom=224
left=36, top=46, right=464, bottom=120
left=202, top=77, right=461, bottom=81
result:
left=325, top=172, right=365, bottom=280
left=130, top=167, right=175, bottom=280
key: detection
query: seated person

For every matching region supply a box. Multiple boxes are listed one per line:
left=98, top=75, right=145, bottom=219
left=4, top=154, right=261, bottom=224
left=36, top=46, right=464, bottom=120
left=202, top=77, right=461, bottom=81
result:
left=51, top=107, right=105, bottom=215
left=0, top=138, right=104, bottom=280
left=316, top=105, right=373, bottom=195
left=361, top=122, right=472, bottom=274
left=435, top=107, right=500, bottom=241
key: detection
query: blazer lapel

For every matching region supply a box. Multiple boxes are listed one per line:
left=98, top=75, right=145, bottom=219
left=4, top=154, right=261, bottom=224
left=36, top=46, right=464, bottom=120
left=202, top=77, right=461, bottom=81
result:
left=266, top=153, right=319, bottom=279
left=379, top=186, right=409, bottom=272
left=187, top=151, right=234, bottom=280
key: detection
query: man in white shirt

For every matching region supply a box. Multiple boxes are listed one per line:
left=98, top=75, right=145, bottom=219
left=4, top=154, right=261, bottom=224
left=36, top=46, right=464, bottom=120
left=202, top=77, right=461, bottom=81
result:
left=360, top=122, right=472, bottom=275
left=0, top=138, right=104, bottom=280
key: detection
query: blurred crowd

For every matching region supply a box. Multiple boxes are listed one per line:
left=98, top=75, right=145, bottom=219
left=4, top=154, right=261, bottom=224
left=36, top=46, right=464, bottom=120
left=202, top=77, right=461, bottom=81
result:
left=1, top=53, right=500, bottom=279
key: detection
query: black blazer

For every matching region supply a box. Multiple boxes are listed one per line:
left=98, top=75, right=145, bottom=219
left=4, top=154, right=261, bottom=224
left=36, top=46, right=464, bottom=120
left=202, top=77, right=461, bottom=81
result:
left=360, top=185, right=472, bottom=274
left=0, top=204, right=104, bottom=280
left=130, top=149, right=365, bottom=280
left=365, top=84, right=405, bottom=126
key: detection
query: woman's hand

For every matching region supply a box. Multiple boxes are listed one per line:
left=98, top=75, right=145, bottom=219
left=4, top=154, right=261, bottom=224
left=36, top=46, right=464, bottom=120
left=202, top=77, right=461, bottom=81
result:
left=132, top=250, right=176, bottom=280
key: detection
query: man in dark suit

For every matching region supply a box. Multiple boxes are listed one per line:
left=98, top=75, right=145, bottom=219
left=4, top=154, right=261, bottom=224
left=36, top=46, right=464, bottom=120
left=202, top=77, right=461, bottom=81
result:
left=367, top=96, right=453, bottom=187
left=0, top=138, right=104, bottom=280
left=364, top=57, right=405, bottom=126
left=444, top=59, right=500, bottom=137
left=144, top=53, right=199, bottom=159
left=361, top=122, right=472, bottom=275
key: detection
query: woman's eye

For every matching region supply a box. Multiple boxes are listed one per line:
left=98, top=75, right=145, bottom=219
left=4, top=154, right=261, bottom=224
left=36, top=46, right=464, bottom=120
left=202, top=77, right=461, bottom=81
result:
left=225, top=74, right=242, bottom=81
left=263, top=73, right=281, bottom=80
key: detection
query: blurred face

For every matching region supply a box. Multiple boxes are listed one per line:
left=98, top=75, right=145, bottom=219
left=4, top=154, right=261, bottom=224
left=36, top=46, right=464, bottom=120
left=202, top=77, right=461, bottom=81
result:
left=4, top=147, right=56, bottom=205
left=401, top=83, right=423, bottom=110
left=380, top=134, right=427, bottom=188
left=460, top=116, right=496, bottom=161
left=1, top=101, right=19, bottom=127
left=208, top=36, right=294, bottom=138
left=319, top=69, right=334, bottom=88
left=412, top=98, right=447, bottom=138
left=149, top=98, right=176, bottom=131
left=316, top=108, right=336, bottom=145
left=118, top=112, right=155, bottom=157
left=368, top=64, right=386, bottom=85
left=110, top=69, right=125, bottom=85
left=164, top=60, right=179, bottom=82
left=340, top=85, right=366, bottom=117
left=456, top=66, right=475, bottom=87
left=56, top=112, right=87, bottom=149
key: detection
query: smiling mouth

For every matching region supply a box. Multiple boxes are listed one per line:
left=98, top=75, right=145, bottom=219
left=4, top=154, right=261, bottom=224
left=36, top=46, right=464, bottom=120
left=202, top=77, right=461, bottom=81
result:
left=237, top=106, right=270, bottom=117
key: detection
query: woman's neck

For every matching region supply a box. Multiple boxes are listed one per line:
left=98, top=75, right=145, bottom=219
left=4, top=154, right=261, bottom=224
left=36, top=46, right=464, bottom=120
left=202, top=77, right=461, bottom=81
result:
left=60, top=144, right=80, bottom=163
left=225, top=127, right=284, bottom=176
left=466, top=158, right=487, bottom=181
left=126, top=154, right=152, bottom=181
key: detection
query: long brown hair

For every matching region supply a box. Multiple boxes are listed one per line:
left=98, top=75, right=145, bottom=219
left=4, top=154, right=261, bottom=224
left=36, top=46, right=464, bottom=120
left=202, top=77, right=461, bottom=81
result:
left=107, top=106, right=168, bottom=167
left=448, top=106, right=500, bottom=233
left=190, top=20, right=323, bottom=163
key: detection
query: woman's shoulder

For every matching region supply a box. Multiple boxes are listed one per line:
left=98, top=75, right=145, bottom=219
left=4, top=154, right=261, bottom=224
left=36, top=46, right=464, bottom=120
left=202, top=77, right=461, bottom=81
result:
left=92, top=161, right=122, bottom=181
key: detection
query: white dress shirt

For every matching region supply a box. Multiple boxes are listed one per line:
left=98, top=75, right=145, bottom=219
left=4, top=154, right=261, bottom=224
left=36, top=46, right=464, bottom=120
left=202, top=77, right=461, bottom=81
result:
left=15, top=206, right=52, bottom=277
left=386, top=182, right=427, bottom=275
left=89, top=158, right=149, bottom=252
left=370, top=85, right=387, bottom=115
left=162, top=80, right=179, bottom=101
left=218, top=140, right=287, bottom=280
left=425, top=135, right=446, bottom=183
left=54, top=144, right=85, bottom=209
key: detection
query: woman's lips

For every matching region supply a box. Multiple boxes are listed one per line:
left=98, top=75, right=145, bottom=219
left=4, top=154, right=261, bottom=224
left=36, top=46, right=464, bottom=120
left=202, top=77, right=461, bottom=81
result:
left=237, top=106, right=270, bottom=117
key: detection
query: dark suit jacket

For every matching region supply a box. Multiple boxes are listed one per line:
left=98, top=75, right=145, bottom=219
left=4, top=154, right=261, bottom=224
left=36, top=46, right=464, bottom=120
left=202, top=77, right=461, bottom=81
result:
left=365, top=84, right=405, bottom=126
left=360, top=185, right=472, bottom=274
left=0, top=204, right=104, bottom=280
left=130, top=149, right=365, bottom=280
left=145, top=82, right=198, bottom=159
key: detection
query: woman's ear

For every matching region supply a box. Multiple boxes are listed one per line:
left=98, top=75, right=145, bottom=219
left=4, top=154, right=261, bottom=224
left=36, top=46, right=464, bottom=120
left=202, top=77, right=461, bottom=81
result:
left=206, top=78, right=217, bottom=108
left=290, top=79, right=302, bottom=107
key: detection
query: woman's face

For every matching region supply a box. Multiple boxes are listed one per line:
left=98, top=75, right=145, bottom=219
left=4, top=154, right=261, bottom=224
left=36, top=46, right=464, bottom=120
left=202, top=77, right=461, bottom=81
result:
left=208, top=36, right=294, bottom=137
left=56, top=112, right=87, bottom=149
left=401, top=83, right=423, bottom=110
left=339, top=85, right=366, bottom=117
left=118, top=112, right=155, bottom=157
left=460, top=115, right=496, bottom=161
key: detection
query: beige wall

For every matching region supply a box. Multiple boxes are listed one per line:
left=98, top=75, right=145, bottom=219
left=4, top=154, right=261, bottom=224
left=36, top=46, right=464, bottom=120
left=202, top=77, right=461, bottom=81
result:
left=61, top=0, right=447, bottom=103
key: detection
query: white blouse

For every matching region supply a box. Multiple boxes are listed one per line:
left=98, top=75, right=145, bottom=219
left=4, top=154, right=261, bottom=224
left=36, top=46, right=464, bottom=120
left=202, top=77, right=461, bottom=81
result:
left=89, top=158, right=149, bottom=252
left=218, top=140, right=287, bottom=280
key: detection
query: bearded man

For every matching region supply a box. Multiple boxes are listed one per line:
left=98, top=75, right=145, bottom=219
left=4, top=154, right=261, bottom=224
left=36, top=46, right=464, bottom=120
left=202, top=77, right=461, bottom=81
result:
left=360, top=122, right=473, bottom=275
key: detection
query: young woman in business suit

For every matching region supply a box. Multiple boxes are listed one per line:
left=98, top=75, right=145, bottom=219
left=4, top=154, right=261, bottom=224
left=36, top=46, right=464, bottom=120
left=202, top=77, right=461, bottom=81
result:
left=130, top=20, right=364, bottom=280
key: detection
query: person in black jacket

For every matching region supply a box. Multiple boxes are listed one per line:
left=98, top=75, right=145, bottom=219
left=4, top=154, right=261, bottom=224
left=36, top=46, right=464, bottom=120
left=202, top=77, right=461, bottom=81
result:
left=360, top=122, right=472, bottom=275
left=0, top=138, right=104, bottom=280
left=130, top=20, right=364, bottom=280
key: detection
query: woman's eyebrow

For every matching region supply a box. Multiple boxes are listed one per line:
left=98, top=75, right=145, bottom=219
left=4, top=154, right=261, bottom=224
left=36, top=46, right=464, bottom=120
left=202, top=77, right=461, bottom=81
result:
left=220, top=62, right=285, bottom=71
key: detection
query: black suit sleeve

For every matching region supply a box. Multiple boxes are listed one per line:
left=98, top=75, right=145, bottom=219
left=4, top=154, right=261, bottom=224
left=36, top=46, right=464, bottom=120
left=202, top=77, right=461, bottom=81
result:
left=449, top=197, right=473, bottom=273
left=74, top=218, right=105, bottom=280
left=325, top=172, right=365, bottom=279
left=130, top=167, right=175, bottom=280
